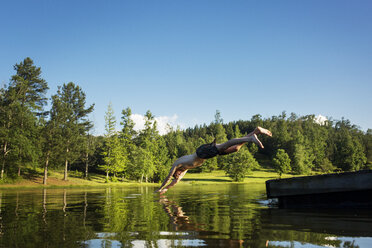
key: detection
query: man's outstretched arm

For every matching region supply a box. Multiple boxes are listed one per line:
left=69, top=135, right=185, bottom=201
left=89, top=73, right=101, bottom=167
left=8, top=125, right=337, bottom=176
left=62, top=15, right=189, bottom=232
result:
left=159, top=170, right=187, bottom=194
left=157, top=163, right=179, bottom=192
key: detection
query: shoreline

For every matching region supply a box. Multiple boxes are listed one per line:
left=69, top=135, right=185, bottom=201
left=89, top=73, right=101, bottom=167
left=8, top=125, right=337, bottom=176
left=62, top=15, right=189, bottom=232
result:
left=0, top=169, right=288, bottom=190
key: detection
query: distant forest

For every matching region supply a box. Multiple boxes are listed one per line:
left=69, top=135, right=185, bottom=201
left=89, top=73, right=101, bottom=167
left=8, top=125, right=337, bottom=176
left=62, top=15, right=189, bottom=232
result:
left=1, top=58, right=371, bottom=184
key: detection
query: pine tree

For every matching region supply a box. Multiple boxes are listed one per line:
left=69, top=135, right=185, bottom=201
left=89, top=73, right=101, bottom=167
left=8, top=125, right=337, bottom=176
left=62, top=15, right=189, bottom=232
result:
left=138, top=111, right=158, bottom=182
left=152, top=136, right=171, bottom=182
left=120, top=107, right=136, bottom=179
left=40, top=117, right=56, bottom=185
left=110, top=135, right=127, bottom=181
left=82, top=132, right=95, bottom=179
left=210, top=110, right=229, bottom=170
left=51, top=82, right=94, bottom=180
left=10, top=57, right=48, bottom=112
left=0, top=58, right=48, bottom=178
left=101, top=102, right=117, bottom=181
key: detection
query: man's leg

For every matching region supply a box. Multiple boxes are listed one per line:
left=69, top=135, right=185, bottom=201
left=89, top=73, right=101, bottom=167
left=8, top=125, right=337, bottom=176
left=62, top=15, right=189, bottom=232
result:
left=216, top=127, right=272, bottom=154
left=216, top=134, right=260, bottom=152
left=249, top=126, right=272, bottom=137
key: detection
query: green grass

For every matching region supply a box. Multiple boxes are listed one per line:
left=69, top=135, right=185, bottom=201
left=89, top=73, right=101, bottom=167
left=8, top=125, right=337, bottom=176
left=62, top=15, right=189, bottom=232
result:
left=182, top=169, right=292, bottom=185
left=0, top=167, right=295, bottom=189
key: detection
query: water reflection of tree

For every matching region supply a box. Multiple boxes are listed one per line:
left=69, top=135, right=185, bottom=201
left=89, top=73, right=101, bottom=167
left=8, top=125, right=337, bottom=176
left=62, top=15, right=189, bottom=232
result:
left=0, top=189, right=97, bottom=248
left=0, top=187, right=370, bottom=248
left=159, top=185, right=358, bottom=248
left=0, top=192, right=3, bottom=237
left=343, top=240, right=360, bottom=248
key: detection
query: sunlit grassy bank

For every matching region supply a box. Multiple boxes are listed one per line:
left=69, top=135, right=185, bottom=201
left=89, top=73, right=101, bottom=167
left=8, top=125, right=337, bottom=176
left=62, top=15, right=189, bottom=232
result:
left=0, top=168, right=293, bottom=189
left=182, top=169, right=292, bottom=184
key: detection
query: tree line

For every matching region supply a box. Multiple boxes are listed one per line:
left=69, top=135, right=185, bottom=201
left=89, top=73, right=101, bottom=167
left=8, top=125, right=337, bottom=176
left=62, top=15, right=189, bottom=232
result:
left=1, top=58, right=371, bottom=184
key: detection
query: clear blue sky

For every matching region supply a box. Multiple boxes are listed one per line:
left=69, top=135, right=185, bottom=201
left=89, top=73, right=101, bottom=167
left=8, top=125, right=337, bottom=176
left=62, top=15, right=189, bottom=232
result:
left=1, top=0, right=371, bottom=134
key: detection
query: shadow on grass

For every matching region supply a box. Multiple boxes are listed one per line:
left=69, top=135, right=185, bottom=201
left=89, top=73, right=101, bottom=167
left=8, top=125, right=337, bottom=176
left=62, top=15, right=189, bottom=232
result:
left=246, top=176, right=274, bottom=180
left=21, top=168, right=43, bottom=184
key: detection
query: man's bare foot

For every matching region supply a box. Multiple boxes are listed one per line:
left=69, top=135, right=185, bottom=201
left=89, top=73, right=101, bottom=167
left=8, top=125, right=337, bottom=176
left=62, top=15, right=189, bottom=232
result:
left=251, top=134, right=264, bottom=149
left=255, top=127, right=272, bottom=137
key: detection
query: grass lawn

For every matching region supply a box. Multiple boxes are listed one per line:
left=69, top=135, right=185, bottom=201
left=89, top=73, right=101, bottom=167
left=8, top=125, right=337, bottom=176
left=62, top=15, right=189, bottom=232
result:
left=0, top=168, right=292, bottom=189
left=183, top=168, right=292, bottom=184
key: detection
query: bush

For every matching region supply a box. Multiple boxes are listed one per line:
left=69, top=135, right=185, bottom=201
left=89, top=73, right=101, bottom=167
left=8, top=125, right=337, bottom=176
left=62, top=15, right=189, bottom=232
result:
left=273, top=149, right=291, bottom=178
left=224, top=147, right=259, bottom=182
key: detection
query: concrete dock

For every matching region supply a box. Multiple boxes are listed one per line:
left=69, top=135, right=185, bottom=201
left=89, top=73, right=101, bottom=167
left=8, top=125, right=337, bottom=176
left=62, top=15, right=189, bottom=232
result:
left=266, top=170, right=372, bottom=208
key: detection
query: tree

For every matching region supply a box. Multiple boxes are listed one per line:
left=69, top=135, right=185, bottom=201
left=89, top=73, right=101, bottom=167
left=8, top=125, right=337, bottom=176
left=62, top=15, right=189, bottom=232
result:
left=152, top=136, right=171, bottom=183
left=51, top=82, right=94, bottom=180
left=210, top=110, right=229, bottom=170
left=273, top=149, right=291, bottom=178
left=120, top=107, right=137, bottom=179
left=101, top=102, right=117, bottom=181
left=215, top=124, right=229, bottom=170
left=0, top=86, right=10, bottom=179
left=0, top=58, right=48, bottom=178
left=82, top=132, right=95, bottom=179
left=10, top=57, right=48, bottom=112
left=120, top=107, right=137, bottom=146
left=364, top=129, right=372, bottom=168
left=109, top=135, right=127, bottom=180
left=0, top=87, right=16, bottom=179
left=291, top=131, right=313, bottom=175
left=333, top=120, right=367, bottom=171
left=137, top=111, right=159, bottom=182
left=40, top=117, right=56, bottom=185
left=134, top=141, right=156, bottom=183
left=214, top=110, right=223, bottom=124
left=225, top=147, right=258, bottom=182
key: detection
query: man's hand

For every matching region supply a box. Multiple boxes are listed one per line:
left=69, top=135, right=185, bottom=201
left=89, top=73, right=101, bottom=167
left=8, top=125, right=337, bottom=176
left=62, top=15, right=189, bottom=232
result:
left=159, top=189, right=168, bottom=194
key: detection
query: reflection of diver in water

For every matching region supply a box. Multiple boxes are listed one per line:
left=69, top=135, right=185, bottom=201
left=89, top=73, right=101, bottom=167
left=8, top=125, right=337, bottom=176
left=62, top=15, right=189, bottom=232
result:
left=159, top=195, right=197, bottom=232
left=159, top=195, right=247, bottom=247
left=160, top=196, right=372, bottom=247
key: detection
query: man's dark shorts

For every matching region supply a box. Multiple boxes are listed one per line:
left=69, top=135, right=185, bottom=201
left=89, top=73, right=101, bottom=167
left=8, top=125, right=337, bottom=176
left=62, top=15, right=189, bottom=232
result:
left=196, top=141, right=229, bottom=159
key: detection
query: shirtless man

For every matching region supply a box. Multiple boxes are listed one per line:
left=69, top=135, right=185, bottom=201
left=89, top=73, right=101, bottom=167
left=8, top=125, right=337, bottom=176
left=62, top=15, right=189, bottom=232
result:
left=157, top=127, right=272, bottom=194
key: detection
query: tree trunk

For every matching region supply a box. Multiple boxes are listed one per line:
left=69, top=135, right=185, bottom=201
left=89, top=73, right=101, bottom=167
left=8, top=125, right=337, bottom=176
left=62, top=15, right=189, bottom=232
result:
left=85, top=152, right=89, bottom=179
left=17, top=146, right=22, bottom=177
left=1, top=141, right=7, bottom=180
left=43, top=151, right=50, bottom=185
left=145, top=175, right=148, bottom=183
left=106, top=170, right=109, bottom=182
left=64, top=159, right=68, bottom=181
left=140, top=173, right=144, bottom=183
left=1, top=160, right=4, bottom=180
left=63, top=147, right=69, bottom=181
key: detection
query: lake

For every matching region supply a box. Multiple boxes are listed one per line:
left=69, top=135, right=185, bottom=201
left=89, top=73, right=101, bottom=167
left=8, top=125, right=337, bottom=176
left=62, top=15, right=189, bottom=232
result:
left=0, top=184, right=371, bottom=248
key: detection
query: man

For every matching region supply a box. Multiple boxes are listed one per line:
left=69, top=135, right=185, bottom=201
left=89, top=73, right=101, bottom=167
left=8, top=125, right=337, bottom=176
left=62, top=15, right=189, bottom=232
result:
left=157, top=126, right=272, bottom=193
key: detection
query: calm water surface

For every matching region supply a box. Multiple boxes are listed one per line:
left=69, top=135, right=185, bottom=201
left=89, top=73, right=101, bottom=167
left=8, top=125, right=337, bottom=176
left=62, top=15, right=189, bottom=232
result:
left=0, top=184, right=371, bottom=248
